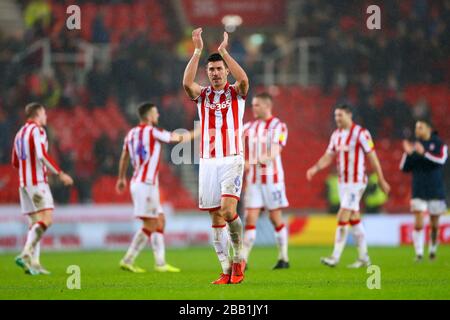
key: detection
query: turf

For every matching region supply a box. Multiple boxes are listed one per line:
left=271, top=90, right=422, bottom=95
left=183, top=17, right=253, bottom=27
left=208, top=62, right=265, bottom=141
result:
left=0, top=246, right=449, bottom=300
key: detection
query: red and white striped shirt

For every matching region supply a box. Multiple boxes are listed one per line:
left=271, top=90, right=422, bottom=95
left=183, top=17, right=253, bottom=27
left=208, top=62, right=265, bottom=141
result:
left=326, top=123, right=374, bottom=184
left=123, top=124, right=172, bottom=184
left=244, top=117, right=288, bottom=185
left=12, top=121, right=61, bottom=187
left=194, top=82, right=246, bottom=159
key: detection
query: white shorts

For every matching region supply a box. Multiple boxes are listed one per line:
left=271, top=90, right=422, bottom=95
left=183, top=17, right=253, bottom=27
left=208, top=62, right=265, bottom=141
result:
left=411, top=199, right=447, bottom=215
left=130, top=182, right=161, bottom=219
left=338, top=183, right=367, bottom=212
left=245, top=182, right=289, bottom=211
left=199, top=155, right=244, bottom=210
left=19, top=183, right=54, bottom=215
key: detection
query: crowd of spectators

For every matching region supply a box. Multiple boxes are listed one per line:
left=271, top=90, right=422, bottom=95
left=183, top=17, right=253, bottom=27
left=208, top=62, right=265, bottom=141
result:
left=0, top=0, right=448, bottom=203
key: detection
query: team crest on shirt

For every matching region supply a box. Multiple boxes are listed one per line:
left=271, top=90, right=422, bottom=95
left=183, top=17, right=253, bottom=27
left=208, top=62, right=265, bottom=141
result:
left=430, top=143, right=435, bottom=151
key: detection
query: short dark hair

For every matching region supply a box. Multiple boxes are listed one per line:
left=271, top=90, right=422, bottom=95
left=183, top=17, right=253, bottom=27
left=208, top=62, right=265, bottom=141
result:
left=25, top=102, right=44, bottom=119
left=254, top=92, right=273, bottom=103
left=207, top=53, right=228, bottom=68
left=138, top=102, right=156, bottom=120
left=416, top=118, right=433, bottom=128
left=335, top=103, right=353, bottom=114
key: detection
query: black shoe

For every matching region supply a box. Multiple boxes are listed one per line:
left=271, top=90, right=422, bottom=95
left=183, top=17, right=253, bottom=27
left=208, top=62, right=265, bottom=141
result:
left=415, top=255, right=423, bottom=263
left=429, top=252, right=436, bottom=261
left=245, top=263, right=248, bottom=271
left=273, top=260, right=290, bottom=270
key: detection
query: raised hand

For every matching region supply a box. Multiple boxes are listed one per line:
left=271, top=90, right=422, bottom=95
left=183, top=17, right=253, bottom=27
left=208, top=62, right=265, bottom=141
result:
left=218, top=32, right=229, bottom=54
left=192, top=28, right=203, bottom=50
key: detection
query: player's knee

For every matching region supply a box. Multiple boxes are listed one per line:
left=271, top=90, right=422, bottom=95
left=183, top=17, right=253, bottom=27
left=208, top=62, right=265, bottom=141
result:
left=219, top=207, right=235, bottom=220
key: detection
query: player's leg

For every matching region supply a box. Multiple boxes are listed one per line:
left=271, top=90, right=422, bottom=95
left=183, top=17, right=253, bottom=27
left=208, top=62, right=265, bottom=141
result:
left=120, top=217, right=155, bottom=273
left=321, top=183, right=353, bottom=267
left=429, top=215, right=439, bottom=260
left=428, top=200, right=446, bottom=260
left=219, top=196, right=245, bottom=284
left=152, top=212, right=180, bottom=272
left=269, top=209, right=289, bottom=269
left=17, top=209, right=53, bottom=275
left=210, top=209, right=232, bottom=284
left=411, top=198, right=427, bottom=261
left=347, top=211, right=371, bottom=268
left=412, top=211, right=425, bottom=261
left=219, top=155, right=245, bottom=284
left=120, top=182, right=155, bottom=272
left=242, top=208, right=260, bottom=265
left=28, top=213, right=50, bottom=274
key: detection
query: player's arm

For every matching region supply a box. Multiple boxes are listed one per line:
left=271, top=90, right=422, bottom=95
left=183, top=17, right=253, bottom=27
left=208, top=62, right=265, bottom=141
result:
left=306, top=152, right=335, bottom=181
left=367, top=151, right=390, bottom=194
left=33, top=129, right=73, bottom=186
left=218, top=32, right=249, bottom=97
left=400, top=140, right=419, bottom=172
left=11, top=142, right=19, bottom=169
left=182, top=28, right=203, bottom=100
left=414, top=141, right=448, bottom=165
left=259, top=122, right=288, bottom=164
left=170, top=126, right=201, bottom=143
left=116, top=147, right=130, bottom=194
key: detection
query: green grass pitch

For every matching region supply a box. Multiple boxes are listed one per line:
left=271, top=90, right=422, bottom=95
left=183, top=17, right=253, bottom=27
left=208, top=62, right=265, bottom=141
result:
left=0, top=246, right=449, bottom=300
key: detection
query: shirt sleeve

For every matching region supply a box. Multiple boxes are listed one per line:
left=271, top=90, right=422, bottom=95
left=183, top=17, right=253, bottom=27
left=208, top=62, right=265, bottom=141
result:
left=122, top=135, right=129, bottom=153
left=423, top=142, right=448, bottom=165
left=193, top=86, right=206, bottom=103
left=326, top=132, right=336, bottom=154
left=153, top=128, right=172, bottom=143
left=11, top=137, right=19, bottom=169
left=33, top=127, right=61, bottom=174
left=359, top=129, right=375, bottom=153
left=272, top=122, right=288, bottom=147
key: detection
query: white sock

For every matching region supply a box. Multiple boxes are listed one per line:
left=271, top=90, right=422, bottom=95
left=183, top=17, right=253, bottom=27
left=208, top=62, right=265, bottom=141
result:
left=123, top=228, right=150, bottom=264
left=274, top=224, right=289, bottom=262
left=212, top=225, right=231, bottom=274
left=32, top=241, right=41, bottom=265
left=350, top=220, right=369, bottom=261
left=150, top=231, right=166, bottom=267
left=413, top=228, right=425, bottom=256
left=227, top=214, right=244, bottom=263
left=331, top=223, right=349, bottom=261
left=23, top=221, right=47, bottom=255
left=242, top=226, right=256, bottom=262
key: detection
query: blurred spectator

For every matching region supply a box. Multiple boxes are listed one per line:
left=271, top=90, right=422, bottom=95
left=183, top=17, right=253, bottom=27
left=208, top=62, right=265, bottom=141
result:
left=87, top=62, right=110, bottom=107
left=382, top=91, right=413, bottom=139
left=91, top=11, right=110, bottom=44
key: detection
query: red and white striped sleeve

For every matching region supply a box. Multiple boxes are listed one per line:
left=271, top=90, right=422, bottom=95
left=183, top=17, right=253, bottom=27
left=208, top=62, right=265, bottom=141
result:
left=152, top=127, right=172, bottom=143
left=359, top=129, right=375, bottom=153
left=326, top=131, right=337, bottom=154
left=11, top=136, right=19, bottom=169
left=424, top=143, right=448, bottom=165
left=122, top=133, right=129, bottom=154
left=32, top=127, right=61, bottom=174
left=272, top=122, right=288, bottom=147
left=193, top=86, right=207, bottom=103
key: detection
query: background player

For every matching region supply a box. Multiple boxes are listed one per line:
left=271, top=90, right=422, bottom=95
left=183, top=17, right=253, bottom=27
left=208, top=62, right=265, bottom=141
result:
left=12, top=102, right=73, bottom=275
left=306, top=104, right=390, bottom=268
left=400, top=119, right=448, bottom=261
left=242, top=92, right=290, bottom=270
left=183, top=28, right=249, bottom=284
left=116, top=102, right=197, bottom=273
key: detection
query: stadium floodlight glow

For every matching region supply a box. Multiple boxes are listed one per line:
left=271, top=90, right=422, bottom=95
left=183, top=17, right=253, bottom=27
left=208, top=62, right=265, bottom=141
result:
left=222, top=15, right=243, bottom=33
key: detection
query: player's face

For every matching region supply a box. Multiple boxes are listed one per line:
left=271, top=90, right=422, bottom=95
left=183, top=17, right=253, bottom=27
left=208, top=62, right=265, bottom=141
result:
left=36, top=108, right=47, bottom=126
left=415, top=121, right=430, bottom=139
left=251, top=97, right=270, bottom=119
left=148, top=107, right=159, bottom=125
left=207, top=61, right=229, bottom=88
left=334, top=109, right=352, bottom=128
